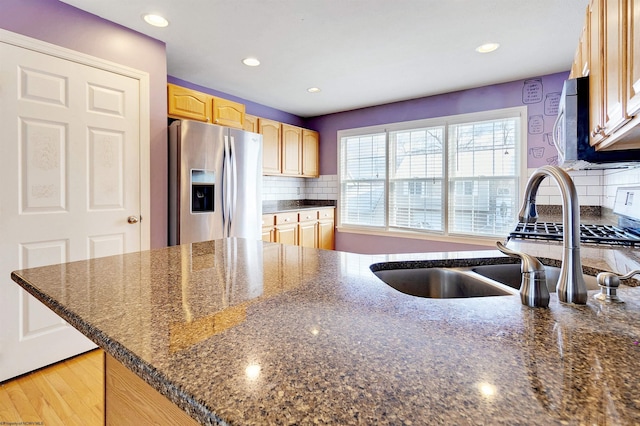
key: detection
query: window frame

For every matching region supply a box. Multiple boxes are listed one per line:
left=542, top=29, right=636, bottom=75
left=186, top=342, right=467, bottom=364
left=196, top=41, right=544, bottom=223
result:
left=337, top=106, right=528, bottom=244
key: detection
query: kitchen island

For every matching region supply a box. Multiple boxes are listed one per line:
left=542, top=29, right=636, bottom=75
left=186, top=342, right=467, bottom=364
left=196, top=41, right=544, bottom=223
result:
left=10, top=238, right=640, bottom=425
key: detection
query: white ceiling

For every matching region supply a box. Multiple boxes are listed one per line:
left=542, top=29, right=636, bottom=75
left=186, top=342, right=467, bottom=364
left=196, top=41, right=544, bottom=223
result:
left=60, top=0, right=589, bottom=118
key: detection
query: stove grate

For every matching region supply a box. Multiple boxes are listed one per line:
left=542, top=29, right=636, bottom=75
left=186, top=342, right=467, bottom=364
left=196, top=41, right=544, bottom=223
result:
left=509, top=222, right=640, bottom=247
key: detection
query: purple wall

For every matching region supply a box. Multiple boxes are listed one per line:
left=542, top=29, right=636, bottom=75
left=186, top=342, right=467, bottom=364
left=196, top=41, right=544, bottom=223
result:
left=168, top=76, right=305, bottom=127
left=1, top=0, right=169, bottom=248
left=306, top=72, right=568, bottom=254
left=337, top=233, right=490, bottom=255
left=307, top=72, right=568, bottom=175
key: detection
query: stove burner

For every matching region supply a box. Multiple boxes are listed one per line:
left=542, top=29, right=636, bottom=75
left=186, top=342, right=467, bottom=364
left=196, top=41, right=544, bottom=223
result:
left=509, top=222, right=640, bottom=247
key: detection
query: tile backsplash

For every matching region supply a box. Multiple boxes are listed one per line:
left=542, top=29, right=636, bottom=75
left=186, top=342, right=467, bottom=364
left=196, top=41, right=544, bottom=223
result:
left=262, top=175, right=338, bottom=201
left=529, top=166, right=640, bottom=209
left=263, top=167, right=640, bottom=210
left=602, top=167, right=640, bottom=209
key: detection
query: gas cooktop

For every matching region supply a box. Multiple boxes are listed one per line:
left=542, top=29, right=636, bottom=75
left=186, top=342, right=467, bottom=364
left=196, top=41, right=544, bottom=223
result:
left=509, top=221, right=640, bottom=247
left=509, top=186, right=640, bottom=248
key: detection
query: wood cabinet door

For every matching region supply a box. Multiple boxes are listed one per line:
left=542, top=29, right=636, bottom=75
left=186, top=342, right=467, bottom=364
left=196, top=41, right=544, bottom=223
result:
left=628, top=0, right=640, bottom=115
left=317, top=209, right=335, bottom=250
left=282, top=124, right=302, bottom=176
left=602, top=0, right=629, bottom=135
left=275, top=224, right=298, bottom=245
left=262, top=228, right=275, bottom=242
left=212, top=96, right=245, bottom=129
left=243, top=113, right=259, bottom=133
left=570, top=45, right=582, bottom=79
left=259, top=118, right=282, bottom=175
left=298, top=221, right=317, bottom=248
left=578, top=13, right=590, bottom=78
left=302, top=129, right=319, bottom=177
left=318, top=220, right=335, bottom=250
left=168, top=83, right=212, bottom=122
left=589, top=0, right=606, bottom=146
left=262, top=214, right=275, bottom=242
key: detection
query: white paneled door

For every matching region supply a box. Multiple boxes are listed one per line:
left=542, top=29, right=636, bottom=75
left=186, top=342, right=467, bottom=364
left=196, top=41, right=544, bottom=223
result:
left=0, top=40, right=143, bottom=381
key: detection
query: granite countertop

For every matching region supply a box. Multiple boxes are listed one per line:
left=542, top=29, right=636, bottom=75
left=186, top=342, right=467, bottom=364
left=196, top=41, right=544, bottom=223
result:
left=262, top=200, right=336, bottom=214
left=10, top=238, right=640, bottom=425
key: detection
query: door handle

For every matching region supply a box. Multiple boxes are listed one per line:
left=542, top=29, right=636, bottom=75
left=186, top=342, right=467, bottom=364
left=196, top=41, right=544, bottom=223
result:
left=127, top=216, right=139, bottom=224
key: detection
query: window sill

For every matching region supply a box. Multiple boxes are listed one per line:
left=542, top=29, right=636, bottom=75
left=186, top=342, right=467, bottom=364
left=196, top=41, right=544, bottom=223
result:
left=336, top=226, right=503, bottom=248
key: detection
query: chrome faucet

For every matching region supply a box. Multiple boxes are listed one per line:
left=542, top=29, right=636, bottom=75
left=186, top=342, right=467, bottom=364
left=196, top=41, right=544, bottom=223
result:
left=517, top=165, right=587, bottom=304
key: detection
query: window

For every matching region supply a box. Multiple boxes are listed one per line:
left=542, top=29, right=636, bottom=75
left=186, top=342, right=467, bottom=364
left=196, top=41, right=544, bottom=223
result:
left=340, top=133, right=386, bottom=227
left=338, top=107, right=525, bottom=239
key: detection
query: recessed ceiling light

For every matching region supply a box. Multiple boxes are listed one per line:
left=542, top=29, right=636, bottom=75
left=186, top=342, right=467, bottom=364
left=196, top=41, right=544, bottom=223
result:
left=307, top=87, right=321, bottom=93
left=475, top=43, right=500, bottom=53
left=242, top=57, right=261, bottom=67
left=143, top=14, right=169, bottom=28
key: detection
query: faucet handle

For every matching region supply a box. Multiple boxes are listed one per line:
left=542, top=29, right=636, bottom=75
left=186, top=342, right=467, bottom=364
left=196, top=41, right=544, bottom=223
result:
left=594, top=269, right=640, bottom=303
left=496, top=241, right=544, bottom=273
left=496, top=242, right=550, bottom=308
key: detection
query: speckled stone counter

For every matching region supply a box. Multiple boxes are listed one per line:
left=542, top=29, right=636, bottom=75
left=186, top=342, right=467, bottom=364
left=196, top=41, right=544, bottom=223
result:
left=262, top=199, right=336, bottom=214
left=10, top=238, right=640, bottom=425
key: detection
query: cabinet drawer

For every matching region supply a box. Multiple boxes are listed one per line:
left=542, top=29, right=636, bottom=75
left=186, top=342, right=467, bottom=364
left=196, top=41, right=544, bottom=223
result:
left=262, top=214, right=275, bottom=227
left=318, top=209, right=335, bottom=220
left=298, top=210, right=319, bottom=222
left=275, top=212, right=298, bottom=225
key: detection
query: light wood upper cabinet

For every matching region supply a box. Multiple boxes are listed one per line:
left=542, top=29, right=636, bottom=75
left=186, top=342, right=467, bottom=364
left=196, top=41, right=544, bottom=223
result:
left=260, top=123, right=319, bottom=177
left=570, top=44, right=582, bottom=79
left=589, top=0, right=606, bottom=146
left=243, top=113, right=259, bottom=133
left=212, top=96, right=245, bottom=129
left=580, top=17, right=591, bottom=77
left=167, top=84, right=322, bottom=172
left=259, top=118, right=282, bottom=175
left=302, top=129, right=319, bottom=177
left=281, top=124, right=303, bottom=176
left=571, top=15, right=590, bottom=79
left=602, top=0, right=629, bottom=136
left=168, top=83, right=211, bottom=122
left=627, top=0, right=640, bottom=116
left=575, top=0, right=640, bottom=150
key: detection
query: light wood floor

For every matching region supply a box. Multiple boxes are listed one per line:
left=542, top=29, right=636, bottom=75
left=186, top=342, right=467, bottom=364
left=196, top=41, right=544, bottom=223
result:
left=0, top=349, right=104, bottom=425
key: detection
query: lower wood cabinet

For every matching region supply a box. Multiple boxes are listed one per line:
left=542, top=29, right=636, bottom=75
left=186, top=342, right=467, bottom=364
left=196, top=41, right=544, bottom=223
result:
left=261, top=214, right=275, bottom=242
left=262, top=208, right=334, bottom=249
left=274, top=212, right=298, bottom=245
left=298, top=210, right=318, bottom=248
left=318, top=208, right=335, bottom=250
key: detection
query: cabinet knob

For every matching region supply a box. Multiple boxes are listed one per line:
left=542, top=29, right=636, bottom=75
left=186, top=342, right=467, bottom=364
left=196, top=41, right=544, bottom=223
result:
left=591, top=125, right=605, bottom=138
left=284, top=218, right=289, bottom=222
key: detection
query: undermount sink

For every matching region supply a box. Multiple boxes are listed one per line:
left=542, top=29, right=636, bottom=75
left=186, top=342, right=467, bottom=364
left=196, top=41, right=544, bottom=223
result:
left=372, top=267, right=517, bottom=299
left=471, top=264, right=599, bottom=293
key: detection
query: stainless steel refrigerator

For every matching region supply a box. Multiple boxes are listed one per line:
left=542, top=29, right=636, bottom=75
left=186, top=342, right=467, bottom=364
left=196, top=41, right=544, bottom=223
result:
left=168, top=119, right=263, bottom=245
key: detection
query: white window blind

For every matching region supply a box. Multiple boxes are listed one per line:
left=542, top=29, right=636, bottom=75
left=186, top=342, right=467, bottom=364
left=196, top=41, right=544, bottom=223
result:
left=389, top=127, right=444, bottom=231
left=339, top=133, right=386, bottom=227
left=338, top=107, right=524, bottom=239
left=448, top=118, right=519, bottom=236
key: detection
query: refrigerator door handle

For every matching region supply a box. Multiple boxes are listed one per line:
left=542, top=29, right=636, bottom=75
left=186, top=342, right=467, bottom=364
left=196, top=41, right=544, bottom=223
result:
left=222, top=135, right=230, bottom=237
left=223, top=134, right=233, bottom=237
left=229, top=135, right=238, bottom=235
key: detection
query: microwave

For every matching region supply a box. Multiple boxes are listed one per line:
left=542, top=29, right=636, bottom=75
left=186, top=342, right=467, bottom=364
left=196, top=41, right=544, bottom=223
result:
left=554, top=76, right=640, bottom=169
